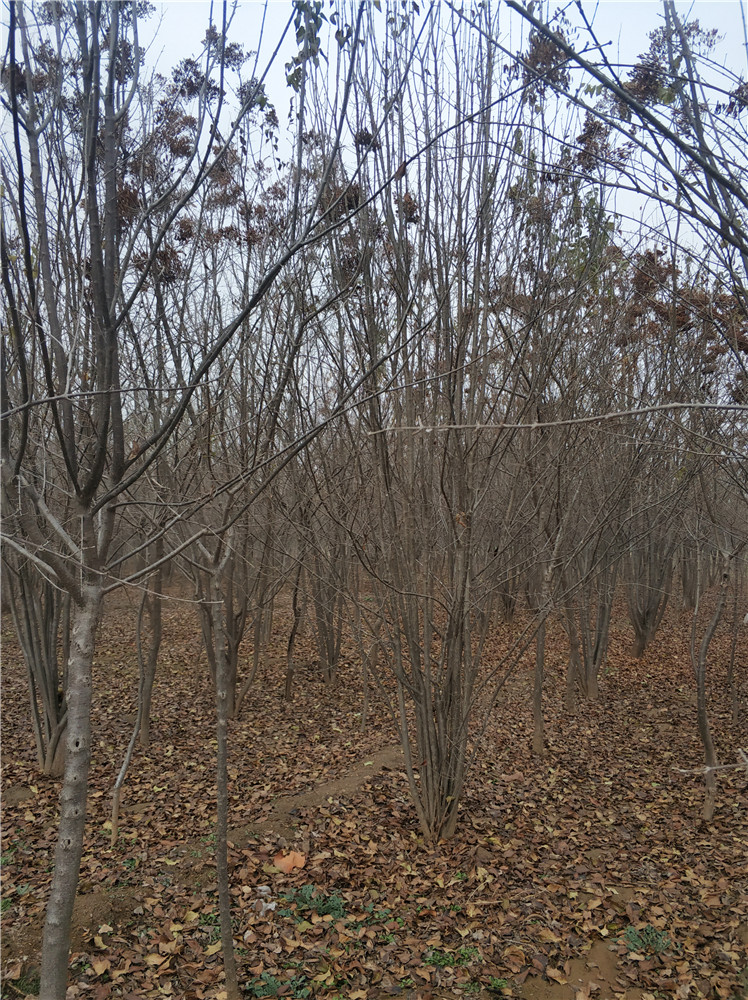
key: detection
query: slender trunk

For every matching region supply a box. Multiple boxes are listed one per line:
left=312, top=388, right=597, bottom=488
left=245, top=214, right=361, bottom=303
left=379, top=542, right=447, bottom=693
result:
left=8, top=570, right=69, bottom=776
left=140, top=551, right=163, bottom=748
left=234, top=598, right=273, bottom=716
left=284, top=563, right=304, bottom=702
left=564, top=604, right=580, bottom=713
left=211, top=576, right=239, bottom=999
left=727, top=584, right=740, bottom=726
left=112, top=586, right=153, bottom=845
left=40, top=582, right=102, bottom=1000
left=690, top=553, right=730, bottom=823
left=533, top=617, right=545, bottom=755
left=361, top=640, right=378, bottom=733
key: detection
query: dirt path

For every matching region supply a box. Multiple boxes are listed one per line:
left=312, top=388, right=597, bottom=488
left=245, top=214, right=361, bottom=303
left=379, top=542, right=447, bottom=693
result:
left=228, top=745, right=405, bottom=844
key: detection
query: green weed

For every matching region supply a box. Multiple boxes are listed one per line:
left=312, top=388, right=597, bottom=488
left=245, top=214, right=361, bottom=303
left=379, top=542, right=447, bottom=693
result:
left=278, top=884, right=347, bottom=921
left=623, top=923, right=671, bottom=955
left=488, top=976, right=510, bottom=992
left=246, top=971, right=311, bottom=997
left=425, top=945, right=480, bottom=968
left=362, top=902, right=392, bottom=923
left=198, top=910, right=221, bottom=943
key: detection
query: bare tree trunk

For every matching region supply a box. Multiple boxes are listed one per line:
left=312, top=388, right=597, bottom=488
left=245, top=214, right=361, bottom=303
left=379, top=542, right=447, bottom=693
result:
left=564, top=604, right=581, bottom=714
left=111, top=590, right=149, bottom=846
left=210, top=574, right=240, bottom=999
left=7, top=566, right=70, bottom=776
left=284, top=562, right=305, bottom=702
left=626, top=532, right=674, bottom=657
left=690, top=552, right=731, bottom=823
left=726, top=580, right=741, bottom=727
left=40, top=582, right=102, bottom=1000
left=533, top=617, right=546, bottom=755
left=139, top=542, right=164, bottom=747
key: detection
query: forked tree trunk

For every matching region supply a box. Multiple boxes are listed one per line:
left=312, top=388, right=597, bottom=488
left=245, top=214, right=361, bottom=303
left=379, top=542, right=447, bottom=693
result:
left=40, top=581, right=102, bottom=1000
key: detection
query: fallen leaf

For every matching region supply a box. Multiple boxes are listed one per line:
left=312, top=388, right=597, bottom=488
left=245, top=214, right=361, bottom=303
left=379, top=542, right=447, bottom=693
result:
left=144, top=953, right=169, bottom=966
left=274, top=849, right=306, bottom=873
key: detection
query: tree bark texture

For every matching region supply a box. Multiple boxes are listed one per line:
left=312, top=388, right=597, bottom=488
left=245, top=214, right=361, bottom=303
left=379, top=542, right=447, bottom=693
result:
left=40, top=583, right=102, bottom=1000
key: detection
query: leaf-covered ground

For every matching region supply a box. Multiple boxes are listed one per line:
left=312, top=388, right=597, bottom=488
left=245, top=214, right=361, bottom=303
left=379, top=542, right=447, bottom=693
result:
left=2, top=592, right=747, bottom=1000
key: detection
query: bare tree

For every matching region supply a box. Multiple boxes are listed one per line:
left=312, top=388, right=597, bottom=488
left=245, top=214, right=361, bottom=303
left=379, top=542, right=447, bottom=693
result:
left=1, top=2, right=374, bottom=993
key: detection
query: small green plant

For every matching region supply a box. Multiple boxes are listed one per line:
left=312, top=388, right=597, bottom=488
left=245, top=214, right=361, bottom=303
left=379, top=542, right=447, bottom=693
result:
left=400, top=977, right=415, bottom=988
left=464, top=983, right=482, bottom=994
left=123, top=857, right=138, bottom=871
left=457, top=945, right=481, bottom=965
left=279, top=884, right=347, bottom=921
left=425, top=945, right=480, bottom=968
left=454, top=870, right=469, bottom=881
left=362, top=902, right=392, bottom=923
left=488, top=976, right=509, bottom=992
left=623, top=923, right=671, bottom=955
left=1, top=896, right=12, bottom=914
left=198, top=910, right=221, bottom=943
left=246, top=972, right=311, bottom=998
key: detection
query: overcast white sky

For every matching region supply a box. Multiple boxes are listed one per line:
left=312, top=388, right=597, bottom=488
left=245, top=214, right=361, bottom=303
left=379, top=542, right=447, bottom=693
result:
left=144, top=1, right=748, bottom=90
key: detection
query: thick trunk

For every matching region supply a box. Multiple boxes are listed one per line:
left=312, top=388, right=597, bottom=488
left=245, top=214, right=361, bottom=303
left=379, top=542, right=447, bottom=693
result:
left=40, top=583, right=102, bottom=1000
